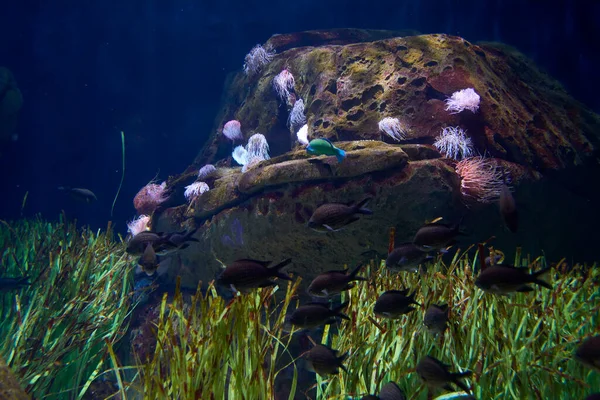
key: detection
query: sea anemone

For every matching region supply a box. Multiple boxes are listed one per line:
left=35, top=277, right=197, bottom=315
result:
left=434, top=126, right=474, bottom=160
left=378, top=117, right=408, bottom=141
left=184, top=182, right=209, bottom=203
left=223, top=120, right=243, bottom=142
left=288, top=98, right=306, bottom=132
left=198, top=164, right=217, bottom=180
left=243, top=44, right=275, bottom=76
left=232, top=146, right=249, bottom=166
left=246, top=133, right=270, bottom=161
left=455, top=156, right=504, bottom=203
left=297, top=124, right=309, bottom=146
left=127, top=215, right=151, bottom=236
left=133, top=182, right=169, bottom=215
left=445, top=88, right=480, bottom=114
left=273, top=69, right=295, bottom=104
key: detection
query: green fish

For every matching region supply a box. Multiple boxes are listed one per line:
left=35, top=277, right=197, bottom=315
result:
left=306, top=138, right=346, bottom=162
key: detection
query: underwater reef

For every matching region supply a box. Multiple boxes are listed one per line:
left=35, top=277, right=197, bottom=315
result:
left=150, top=30, right=600, bottom=290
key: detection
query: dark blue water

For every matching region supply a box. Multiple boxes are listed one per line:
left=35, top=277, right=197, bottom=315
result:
left=0, top=0, right=598, bottom=233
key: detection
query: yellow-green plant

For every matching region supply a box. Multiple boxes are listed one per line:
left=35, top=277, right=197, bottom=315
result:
left=137, top=279, right=300, bottom=399
left=0, top=215, right=134, bottom=399
left=316, top=249, right=600, bottom=399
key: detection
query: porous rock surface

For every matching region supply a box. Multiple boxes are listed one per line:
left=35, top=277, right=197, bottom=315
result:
left=155, top=31, right=600, bottom=288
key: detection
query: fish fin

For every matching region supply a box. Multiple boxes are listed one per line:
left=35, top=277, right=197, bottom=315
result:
left=333, top=301, right=350, bottom=316
left=348, top=263, right=366, bottom=281
left=405, top=306, right=417, bottom=313
left=451, top=371, right=472, bottom=393
left=323, top=224, right=342, bottom=232
left=335, top=148, right=346, bottom=162
left=344, top=216, right=361, bottom=226
left=337, top=351, right=349, bottom=363
left=258, top=281, right=277, bottom=288
left=353, top=197, right=373, bottom=215
left=531, top=267, right=552, bottom=289
left=237, top=259, right=272, bottom=267
left=384, top=289, right=410, bottom=296
left=516, top=285, right=534, bottom=292
left=269, top=258, right=292, bottom=280
left=337, top=313, right=350, bottom=321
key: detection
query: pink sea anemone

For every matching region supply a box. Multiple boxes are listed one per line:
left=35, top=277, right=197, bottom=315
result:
left=127, top=215, right=151, bottom=236
left=455, top=157, right=504, bottom=204
left=133, top=181, right=169, bottom=215
left=223, top=120, right=243, bottom=142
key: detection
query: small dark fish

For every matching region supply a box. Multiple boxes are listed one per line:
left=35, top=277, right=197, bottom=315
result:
left=386, top=243, right=431, bottom=273
left=155, top=229, right=199, bottom=255
left=373, top=290, right=420, bottom=319
left=413, top=221, right=461, bottom=252
left=360, top=396, right=380, bottom=400
left=416, top=355, right=472, bottom=393
left=126, top=231, right=168, bottom=256
left=138, top=243, right=160, bottom=276
left=379, top=381, right=406, bottom=400
left=475, top=264, right=552, bottom=295
left=0, top=276, right=31, bottom=291
left=304, top=344, right=348, bottom=376
left=424, top=304, right=449, bottom=336
left=307, top=264, right=367, bottom=298
left=575, top=335, right=600, bottom=372
left=217, top=258, right=292, bottom=291
left=290, top=302, right=350, bottom=329
left=308, top=198, right=372, bottom=232
left=584, top=394, right=600, bottom=400
left=58, top=186, right=97, bottom=203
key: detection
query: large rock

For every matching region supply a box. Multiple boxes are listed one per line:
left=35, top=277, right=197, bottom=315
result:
left=154, top=31, right=600, bottom=289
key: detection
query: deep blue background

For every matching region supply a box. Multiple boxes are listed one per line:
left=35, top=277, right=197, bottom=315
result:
left=0, top=0, right=598, bottom=233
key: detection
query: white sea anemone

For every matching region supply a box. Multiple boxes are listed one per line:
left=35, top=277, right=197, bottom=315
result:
left=273, top=69, right=295, bottom=103
left=198, top=164, right=216, bottom=180
left=378, top=117, right=408, bottom=141
left=445, top=88, right=480, bottom=114
left=243, top=44, right=275, bottom=76
left=246, top=133, right=270, bottom=161
left=297, top=124, right=309, bottom=146
left=184, top=182, right=209, bottom=203
left=433, top=126, right=474, bottom=160
left=232, top=146, right=248, bottom=166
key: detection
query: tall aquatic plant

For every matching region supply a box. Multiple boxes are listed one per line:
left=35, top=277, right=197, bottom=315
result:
left=315, top=249, right=600, bottom=399
left=0, top=215, right=134, bottom=399
left=137, top=279, right=300, bottom=399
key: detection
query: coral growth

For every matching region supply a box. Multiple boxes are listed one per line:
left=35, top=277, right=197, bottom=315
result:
left=434, top=126, right=474, bottom=160
left=378, top=117, right=407, bottom=141
left=445, top=88, right=480, bottom=114
left=455, top=156, right=504, bottom=203
left=133, top=182, right=169, bottom=215
left=243, top=44, right=275, bottom=76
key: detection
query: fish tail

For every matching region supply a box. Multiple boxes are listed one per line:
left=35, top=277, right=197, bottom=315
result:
left=333, top=301, right=350, bottom=320
left=337, top=351, right=349, bottom=363
left=348, top=263, right=367, bottom=282
left=270, top=258, right=293, bottom=280
left=335, top=148, right=346, bottom=162
left=451, top=371, right=472, bottom=393
left=532, top=267, right=552, bottom=289
left=354, top=197, right=373, bottom=215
